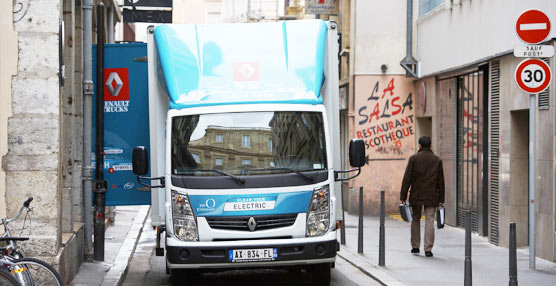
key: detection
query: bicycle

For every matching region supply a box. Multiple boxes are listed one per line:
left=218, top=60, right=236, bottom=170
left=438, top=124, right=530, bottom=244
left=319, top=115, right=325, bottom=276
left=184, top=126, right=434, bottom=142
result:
left=0, top=197, right=64, bottom=286
left=0, top=267, right=19, bottom=286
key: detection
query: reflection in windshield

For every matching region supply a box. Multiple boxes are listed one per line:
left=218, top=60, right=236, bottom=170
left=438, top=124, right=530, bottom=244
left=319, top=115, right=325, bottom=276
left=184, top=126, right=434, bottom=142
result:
left=171, top=111, right=327, bottom=176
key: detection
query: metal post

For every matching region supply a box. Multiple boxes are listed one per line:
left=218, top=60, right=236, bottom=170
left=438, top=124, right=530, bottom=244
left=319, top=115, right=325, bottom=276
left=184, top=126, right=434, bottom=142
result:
left=340, top=188, right=346, bottom=245
left=93, top=2, right=106, bottom=262
left=379, top=190, right=385, bottom=266
left=509, top=222, right=518, bottom=286
left=357, top=186, right=363, bottom=254
left=529, top=94, right=536, bottom=269
left=82, top=0, right=94, bottom=261
left=464, top=210, right=472, bottom=286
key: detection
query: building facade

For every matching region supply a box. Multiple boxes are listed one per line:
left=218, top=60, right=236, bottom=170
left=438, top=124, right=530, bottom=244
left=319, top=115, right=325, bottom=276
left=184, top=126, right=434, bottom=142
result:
left=347, top=0, right=417, bottom=214
left=0, top=0, right=121, bottom=282
left=347, top=0, right=556, bottom=262
left=189, top=126, right=274, bottom=170
left=413, top=0, right=556, bottom=261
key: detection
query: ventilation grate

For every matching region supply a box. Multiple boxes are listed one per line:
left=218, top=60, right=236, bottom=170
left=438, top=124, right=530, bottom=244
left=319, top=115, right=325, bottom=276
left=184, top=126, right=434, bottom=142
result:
left=206, top=214, right=297, bottom=232
left=489, top=61, right=501, bottom=246
left=538, top=58, right=550, bottom=110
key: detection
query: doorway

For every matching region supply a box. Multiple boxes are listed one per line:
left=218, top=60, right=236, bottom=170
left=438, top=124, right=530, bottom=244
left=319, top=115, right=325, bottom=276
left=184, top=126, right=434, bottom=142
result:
left=509, top=110, right=529, bottom=246
left=416, top=117, right=433, bottom=144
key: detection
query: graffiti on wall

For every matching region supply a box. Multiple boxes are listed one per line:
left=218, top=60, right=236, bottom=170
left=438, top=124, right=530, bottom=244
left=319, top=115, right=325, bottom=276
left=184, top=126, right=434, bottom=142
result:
left=356, top=77, right=415, bottom=159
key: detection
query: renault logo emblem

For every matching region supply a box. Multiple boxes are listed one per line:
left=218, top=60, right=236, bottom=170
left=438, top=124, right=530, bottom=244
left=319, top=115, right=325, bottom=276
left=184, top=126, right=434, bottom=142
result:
left=247, top=217, right=257, bottom=232
left=105, top=72, right=123, bottom=97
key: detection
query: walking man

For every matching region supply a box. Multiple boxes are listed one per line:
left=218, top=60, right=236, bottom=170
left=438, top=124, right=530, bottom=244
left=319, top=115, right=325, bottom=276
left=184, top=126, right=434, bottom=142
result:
left=400, top=136, right=445, bottom=257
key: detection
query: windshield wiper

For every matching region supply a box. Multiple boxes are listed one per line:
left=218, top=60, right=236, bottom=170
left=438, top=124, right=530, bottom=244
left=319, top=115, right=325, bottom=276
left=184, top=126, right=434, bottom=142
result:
left=185, top=169, right=245, bottom=184
left=246, top=168, right=315, bottom=183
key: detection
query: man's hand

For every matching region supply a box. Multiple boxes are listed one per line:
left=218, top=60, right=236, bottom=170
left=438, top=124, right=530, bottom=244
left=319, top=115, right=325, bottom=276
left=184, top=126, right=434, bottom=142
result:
left=401, top=200, right=406, bottom=205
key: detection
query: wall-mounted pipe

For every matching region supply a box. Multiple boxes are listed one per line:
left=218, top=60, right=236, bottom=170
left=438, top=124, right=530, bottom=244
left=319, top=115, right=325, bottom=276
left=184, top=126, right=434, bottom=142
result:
left=82, top=0, right=94, bottom=261
left=400, top=0, right=418, bottom=78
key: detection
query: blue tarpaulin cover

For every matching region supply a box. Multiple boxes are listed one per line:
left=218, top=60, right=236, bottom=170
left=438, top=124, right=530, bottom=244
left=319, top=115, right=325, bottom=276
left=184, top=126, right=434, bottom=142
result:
left=153, top=20, right=328, bottom=109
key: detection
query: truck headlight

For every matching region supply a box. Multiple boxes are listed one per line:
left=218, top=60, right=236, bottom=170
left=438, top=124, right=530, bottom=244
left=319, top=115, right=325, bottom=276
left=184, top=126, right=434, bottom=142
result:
left=171, top=190, right=198, bottom=241
left=306, top=185, right=330, bottom=237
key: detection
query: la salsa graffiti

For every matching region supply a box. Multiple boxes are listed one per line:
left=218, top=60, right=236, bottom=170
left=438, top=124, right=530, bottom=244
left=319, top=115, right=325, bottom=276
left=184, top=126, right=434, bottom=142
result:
left=356, top=78, right=414, bottom=154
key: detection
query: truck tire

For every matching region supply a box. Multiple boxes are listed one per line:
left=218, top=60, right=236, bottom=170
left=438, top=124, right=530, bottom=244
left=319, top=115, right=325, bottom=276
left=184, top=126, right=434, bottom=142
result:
left=171, top=269, right=196, bottom=286
left=311, top=263, right=331, bottom=286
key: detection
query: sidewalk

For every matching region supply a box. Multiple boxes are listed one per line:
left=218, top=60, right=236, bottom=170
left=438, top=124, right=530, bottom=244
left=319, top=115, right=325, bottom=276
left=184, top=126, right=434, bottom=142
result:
left=339, top=213, right=556, bottom=286
left=70, top=205, right=150, bottom=286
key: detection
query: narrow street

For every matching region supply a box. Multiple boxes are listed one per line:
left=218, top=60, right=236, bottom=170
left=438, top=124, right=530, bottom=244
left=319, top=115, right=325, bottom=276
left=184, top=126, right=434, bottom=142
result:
left=122, top=217, right=379, bottom=286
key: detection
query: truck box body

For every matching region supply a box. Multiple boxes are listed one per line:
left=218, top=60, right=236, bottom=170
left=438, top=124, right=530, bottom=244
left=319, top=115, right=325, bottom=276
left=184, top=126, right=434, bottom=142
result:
left=145, top=20, right=345, bottom=276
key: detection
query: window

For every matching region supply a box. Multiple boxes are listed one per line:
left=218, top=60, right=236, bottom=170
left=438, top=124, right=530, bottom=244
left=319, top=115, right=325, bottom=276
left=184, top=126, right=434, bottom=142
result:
left=216, top=134, right=223, bottom=142
left=242, top=135, right=251, bottom=147
left=192, top=154, right=201, bottom=163
left=171, top=111, right=327, bottom=176
left=268, top=139, right=272, bottom=152
left=419, top=0, right=445, bottom=16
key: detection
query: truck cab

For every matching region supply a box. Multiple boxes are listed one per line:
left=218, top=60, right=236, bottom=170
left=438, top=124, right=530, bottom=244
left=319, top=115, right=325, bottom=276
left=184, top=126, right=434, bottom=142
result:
left=132, top=20, right=365, bottom=286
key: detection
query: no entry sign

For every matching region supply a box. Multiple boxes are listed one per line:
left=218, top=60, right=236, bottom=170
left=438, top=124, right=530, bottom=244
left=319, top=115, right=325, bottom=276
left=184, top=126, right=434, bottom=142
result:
left=514, top=58, right=551, bottom=93
left=516, top=10, right=551, bottom=44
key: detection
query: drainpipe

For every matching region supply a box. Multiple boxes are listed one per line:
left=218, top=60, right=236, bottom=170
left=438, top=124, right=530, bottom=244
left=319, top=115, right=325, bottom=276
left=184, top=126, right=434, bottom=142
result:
left=107, top=5, right=114, bottom=43
left=400, top=0, right=418, bottom=78
left=82, top=0, right=94, bottom=261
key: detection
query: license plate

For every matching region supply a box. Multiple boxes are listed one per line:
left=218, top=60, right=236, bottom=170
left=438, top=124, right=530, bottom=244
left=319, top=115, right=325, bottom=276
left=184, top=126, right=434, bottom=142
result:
left=224, top=201, right=276, bottom=211
left=228, top=248, right=278, bottom=262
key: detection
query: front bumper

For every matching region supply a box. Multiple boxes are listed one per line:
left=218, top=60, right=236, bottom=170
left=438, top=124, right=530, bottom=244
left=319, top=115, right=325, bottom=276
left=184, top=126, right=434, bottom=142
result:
left=166, top=239, right=338, bottom=269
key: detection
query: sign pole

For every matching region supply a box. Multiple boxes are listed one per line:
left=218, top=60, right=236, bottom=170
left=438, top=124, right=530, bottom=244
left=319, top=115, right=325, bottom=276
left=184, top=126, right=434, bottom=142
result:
left=514, top=9, right=551, bottom=270
left=529, top=93, right=535, bottom=270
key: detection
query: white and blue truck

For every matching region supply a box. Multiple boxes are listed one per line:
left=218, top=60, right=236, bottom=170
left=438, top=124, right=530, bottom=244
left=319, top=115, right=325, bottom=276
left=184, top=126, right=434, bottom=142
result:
left=131, top=20, right=365, bottom=286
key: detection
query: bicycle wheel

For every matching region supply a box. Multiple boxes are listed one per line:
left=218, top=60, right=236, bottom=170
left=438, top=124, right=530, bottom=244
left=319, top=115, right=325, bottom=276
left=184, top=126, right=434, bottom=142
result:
left=0, top=269, right=20, bottom=286
left=8, top=258, right=63, bottom=286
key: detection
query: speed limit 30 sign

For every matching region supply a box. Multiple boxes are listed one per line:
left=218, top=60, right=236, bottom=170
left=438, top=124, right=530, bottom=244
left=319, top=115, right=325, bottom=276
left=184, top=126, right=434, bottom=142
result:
left=514, top=58, right=552, bottom=93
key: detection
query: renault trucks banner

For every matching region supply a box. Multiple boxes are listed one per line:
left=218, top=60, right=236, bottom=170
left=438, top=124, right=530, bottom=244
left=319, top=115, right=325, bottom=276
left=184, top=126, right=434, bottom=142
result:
left=92, top=43, right=151, bottom=206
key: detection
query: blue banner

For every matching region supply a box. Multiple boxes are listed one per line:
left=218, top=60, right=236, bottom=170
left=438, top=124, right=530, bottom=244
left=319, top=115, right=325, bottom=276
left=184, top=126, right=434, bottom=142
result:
left=92, top=43, right=151, bottom=206
left=188, top=191, right=312, bottom=217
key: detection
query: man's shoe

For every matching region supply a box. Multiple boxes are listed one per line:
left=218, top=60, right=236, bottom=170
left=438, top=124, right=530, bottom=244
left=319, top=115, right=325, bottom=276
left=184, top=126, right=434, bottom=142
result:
left=425, top=251, right=433, bottom=257
left=411, top=248, right=419, bottom=254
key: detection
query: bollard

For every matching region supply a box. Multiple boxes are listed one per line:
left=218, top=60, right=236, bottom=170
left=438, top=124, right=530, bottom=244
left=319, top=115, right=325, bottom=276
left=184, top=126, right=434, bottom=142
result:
left=358, top=186, right=364, bottom=254
left=379, top=190, right=385, bottom=266
left=464, top=210, right=472, bottom=286
left=509, top=222, right=518, bottom=286
left=340, top=189, right=346, bottom=245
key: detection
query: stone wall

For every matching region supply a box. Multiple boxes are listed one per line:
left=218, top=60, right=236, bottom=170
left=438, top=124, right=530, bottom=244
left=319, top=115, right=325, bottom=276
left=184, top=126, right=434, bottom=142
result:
left=0, top=1, right=19, bottom=220
left=3, top=0, right=62, bottom=257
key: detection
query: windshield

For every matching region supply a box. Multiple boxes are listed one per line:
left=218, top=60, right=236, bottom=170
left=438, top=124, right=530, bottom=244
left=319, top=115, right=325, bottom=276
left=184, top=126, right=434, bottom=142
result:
left=171, top=111, right=328, bottom=176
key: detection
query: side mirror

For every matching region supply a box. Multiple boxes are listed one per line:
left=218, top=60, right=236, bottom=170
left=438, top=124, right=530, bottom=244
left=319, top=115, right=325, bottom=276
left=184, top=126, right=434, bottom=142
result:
left=132, top=146, right=149, bottom=176
left=349, top=139, right=366, bottom=167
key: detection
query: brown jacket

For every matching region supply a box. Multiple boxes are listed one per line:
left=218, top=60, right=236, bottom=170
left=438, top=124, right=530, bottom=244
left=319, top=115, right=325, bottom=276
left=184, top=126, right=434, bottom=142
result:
left=400, top=147, right=445, bottom=206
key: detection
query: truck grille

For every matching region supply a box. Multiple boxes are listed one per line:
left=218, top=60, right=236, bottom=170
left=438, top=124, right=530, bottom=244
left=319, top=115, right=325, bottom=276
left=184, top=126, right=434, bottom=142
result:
left=206, top=214, right=298, bottom=232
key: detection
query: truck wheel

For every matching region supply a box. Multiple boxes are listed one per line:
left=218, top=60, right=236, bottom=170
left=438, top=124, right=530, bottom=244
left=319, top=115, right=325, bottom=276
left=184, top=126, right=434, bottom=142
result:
left=311, top=263, right=331, bottom=286
left=171, top=269, right=196, bottom=286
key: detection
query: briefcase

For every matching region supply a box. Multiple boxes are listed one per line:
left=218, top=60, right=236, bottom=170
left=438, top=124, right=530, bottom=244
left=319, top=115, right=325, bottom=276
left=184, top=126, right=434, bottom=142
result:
left=437, top=206, right=445, bottom=229
left=399, top=203, right=413, bottom=222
